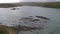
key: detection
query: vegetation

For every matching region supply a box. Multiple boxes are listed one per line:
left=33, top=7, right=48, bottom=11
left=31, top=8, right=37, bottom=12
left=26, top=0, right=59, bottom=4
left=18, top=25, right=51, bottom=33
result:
left=0, top=2, right=60, bottom=8
left=0, top=25, right=17, bottom=34
left=34, top=2, right=60, bottom=8
left=0, top=4, right=18, bottom=8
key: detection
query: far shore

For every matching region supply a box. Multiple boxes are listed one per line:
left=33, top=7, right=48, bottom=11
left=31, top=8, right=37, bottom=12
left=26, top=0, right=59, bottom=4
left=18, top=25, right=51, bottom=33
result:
left=0, top=2, right=60, bottom=9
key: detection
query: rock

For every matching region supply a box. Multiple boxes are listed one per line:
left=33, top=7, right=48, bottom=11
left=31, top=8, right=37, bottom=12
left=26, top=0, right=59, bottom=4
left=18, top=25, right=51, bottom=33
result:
left=48, top=32, right=53, bottom=34
left=36, top=16, right=50, bottom=20
left=12, top=8, right=16, bottom=10
left=18, top=16, right=50, bottom=31
left=0, top=23, right=2, bottom=24
left=11, top=8, right=19, bottom=10
left=33, top=19, right=40, bottom=21
left=29, top=16, right=33, bottom=17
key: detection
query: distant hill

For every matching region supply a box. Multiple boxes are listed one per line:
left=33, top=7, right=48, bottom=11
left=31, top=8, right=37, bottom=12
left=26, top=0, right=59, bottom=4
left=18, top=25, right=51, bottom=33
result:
left=0, top=2, right=60, bottom=8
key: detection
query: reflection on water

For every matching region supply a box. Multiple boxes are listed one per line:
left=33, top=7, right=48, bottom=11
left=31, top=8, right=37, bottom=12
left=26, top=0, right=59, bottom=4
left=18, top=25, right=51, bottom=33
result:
left=0, top=6, right=60, bottom=34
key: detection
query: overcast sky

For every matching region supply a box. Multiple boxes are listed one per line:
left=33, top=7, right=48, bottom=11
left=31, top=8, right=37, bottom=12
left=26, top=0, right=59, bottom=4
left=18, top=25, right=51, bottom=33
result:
left=0, top=0, right=59, bottom=3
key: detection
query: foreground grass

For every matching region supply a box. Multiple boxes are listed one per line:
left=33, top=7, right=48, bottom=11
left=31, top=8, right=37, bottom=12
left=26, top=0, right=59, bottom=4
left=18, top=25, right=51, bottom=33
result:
left=0, top=25, right=17, bottom=34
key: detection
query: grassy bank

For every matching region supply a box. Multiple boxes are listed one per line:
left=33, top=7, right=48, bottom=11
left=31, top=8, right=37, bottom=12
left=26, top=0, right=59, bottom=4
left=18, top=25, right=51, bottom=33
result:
left=35, top=2, right=60, bottom=8
left=0, top=25, right=17, bottom=34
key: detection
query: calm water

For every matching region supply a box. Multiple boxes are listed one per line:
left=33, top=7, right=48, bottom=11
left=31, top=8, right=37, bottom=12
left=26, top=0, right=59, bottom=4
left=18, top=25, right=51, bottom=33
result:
left=0, top=6, right=60, bottom=34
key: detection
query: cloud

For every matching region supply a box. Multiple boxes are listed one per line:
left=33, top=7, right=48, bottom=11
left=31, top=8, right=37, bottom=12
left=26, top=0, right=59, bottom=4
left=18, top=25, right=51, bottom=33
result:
left=20, top=0, right=41, bottom=2
left=0, top=0, right=59, bottom=3
left=0, top=0, right=20, bottom=3
left=19, top=0, right=56, bottom=2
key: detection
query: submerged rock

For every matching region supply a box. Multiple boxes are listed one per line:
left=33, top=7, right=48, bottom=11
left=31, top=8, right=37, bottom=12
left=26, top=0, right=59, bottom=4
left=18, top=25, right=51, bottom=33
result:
left=11, top=8, right=16, bottom=10
left=0, top=23, right=2, bottom=25
left=18, top=16, right=50, bottom=31
left=23, top=17, right=33, bottom=19
left=11, top=8, right=19, bottom=10
left=29, top=16, right=33, bottom=17
left=36, top=16, right=50, bottom=20
left=48, top=32, right=53, bottom=34
left=33, top=19, right=40, bottom=21
left=16, top=25, right=44, bottom=31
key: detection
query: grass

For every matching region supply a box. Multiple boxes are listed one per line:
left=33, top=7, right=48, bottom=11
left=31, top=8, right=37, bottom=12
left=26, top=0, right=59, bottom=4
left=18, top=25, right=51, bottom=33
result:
left=0, top=25, right=10, bottom=34
left=0, top=28, right=9, bottom=34
left=35, top=2, right=60, bottom=8
left=0, top=25, right=17, bottom=34
left=0, top=3, right=21, bottom=8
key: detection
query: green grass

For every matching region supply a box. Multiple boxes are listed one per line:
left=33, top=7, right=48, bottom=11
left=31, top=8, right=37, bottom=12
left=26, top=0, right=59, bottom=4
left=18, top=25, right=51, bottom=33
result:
left=0, top=28, right=10, bottom=34
left=0, top=25, right=10, bottom=34
left=0, top=25, right=17, bottom=34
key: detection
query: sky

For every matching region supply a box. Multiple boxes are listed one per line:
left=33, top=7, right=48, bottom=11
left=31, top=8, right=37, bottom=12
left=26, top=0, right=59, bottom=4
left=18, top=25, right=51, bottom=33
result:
left=0, top=0, right=20, bottom=3
left=0, top=0, right=59, bottom=3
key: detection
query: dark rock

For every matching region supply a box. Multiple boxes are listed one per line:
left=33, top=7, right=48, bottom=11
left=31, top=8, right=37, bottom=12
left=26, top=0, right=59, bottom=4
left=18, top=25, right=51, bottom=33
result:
left=11, top=8, right=19, bottom=10
left=36, top=32, right=39, bottom=33
left=16, top=25, right=44, bottom=31
left=36, top=16, right=50, bottom=20
left=23, top=17, right=33, bottom=19
left=29, top=19, right=40, bottom=22
left=24, top=22, right=28, bottom=23
left=29, top=16, right=33, bottom=17
left=30, top=30, right=33, bottom=32
left=11, top=8, right=16, bottom=10
left=20, top=17, right=33, bottom=20
left=18, top=16, right=49, bottom=31
left=44, top=21, right=47, bottom=23
left=49, top=32, right=53, bottom=34
left=33, top=19, right=40, bottom=21
left=0, top=23, right=2, bottom=24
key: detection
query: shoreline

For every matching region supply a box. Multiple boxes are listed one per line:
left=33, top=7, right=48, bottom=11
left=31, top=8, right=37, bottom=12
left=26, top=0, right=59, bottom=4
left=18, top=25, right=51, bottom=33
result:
left=0, top=25, right=17, bottom=34
left=0, top=2, right=60, bottom=8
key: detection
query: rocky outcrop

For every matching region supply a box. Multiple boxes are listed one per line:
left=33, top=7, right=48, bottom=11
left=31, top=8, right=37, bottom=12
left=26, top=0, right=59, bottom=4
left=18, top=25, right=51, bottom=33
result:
left=17, top=16, right=50, bottom=31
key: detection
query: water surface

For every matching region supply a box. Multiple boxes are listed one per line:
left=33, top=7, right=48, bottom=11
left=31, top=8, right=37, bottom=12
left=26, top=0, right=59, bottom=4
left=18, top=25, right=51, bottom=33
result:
left=0, top=6, right=60, bottom=34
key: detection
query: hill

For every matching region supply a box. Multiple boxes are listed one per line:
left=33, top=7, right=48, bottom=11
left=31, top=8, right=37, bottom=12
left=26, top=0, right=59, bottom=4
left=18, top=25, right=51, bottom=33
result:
left=0, top=2, right=60, bottom=8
